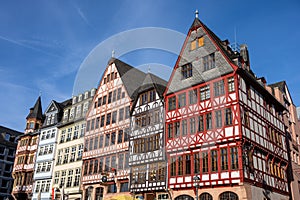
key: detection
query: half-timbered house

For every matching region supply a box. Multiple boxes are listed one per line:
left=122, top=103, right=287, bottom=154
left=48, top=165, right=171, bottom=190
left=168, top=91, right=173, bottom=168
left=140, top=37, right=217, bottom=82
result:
left=12, top=97, right=43, bottom=200
left=164, top=13, right=290, bottom=200
left=129, top=73, right=168, bottom=200
left=81, top=58, right=146, bottom=200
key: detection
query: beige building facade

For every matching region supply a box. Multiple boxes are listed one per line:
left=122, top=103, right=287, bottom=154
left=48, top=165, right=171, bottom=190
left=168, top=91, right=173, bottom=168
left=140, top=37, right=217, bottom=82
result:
left=52, top=89, right=95, bottom=200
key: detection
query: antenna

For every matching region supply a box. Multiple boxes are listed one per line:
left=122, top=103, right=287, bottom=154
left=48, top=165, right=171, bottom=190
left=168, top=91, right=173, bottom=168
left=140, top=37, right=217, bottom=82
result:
left=112, top=50, right=115, bottom=58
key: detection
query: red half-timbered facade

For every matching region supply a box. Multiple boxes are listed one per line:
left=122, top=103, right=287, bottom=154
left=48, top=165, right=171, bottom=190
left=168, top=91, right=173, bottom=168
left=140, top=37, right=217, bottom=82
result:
left=164, top=15, right=290, bottom=200
left=81, top=58, right=146, bottom=200
left=12, top=97, right=43, bottom=200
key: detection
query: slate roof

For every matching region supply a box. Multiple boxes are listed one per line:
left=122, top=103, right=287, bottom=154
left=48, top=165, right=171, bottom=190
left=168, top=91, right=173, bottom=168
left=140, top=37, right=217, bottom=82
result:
left=108, top=57, right=147, bottom=100
left=268, top=81, right=286, bottom=93
left=131, top=73, right=167, bottom=113
left=139, top=73, right=167, bottom=98
left=26, top=96, right=43, bottom=120
left=166, top=17, right=235, bottom=95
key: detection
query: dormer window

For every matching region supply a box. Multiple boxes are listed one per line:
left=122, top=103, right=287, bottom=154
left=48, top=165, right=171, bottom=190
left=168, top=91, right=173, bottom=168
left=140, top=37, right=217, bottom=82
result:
left=72, top=97, right=77, bottom=104
left=78, top=94, right=83, bottom=102
left=84, top=92, right=89, bottom=99
left=181, top=63, right=193, bottom=79
left=5, top=133, right=10, bottom=141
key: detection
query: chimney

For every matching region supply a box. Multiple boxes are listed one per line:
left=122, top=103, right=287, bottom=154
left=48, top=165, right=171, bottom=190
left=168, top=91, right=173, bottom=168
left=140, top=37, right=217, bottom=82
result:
left=240, top=44, right=250, bottom=71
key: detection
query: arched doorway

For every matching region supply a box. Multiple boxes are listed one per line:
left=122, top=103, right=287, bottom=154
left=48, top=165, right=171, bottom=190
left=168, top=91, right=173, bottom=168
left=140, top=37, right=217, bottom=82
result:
left=219, top=191, right=238, bottom=200
left=175, top=195, right=194, bottom=200
left=199, top=192, right=213, bottom=200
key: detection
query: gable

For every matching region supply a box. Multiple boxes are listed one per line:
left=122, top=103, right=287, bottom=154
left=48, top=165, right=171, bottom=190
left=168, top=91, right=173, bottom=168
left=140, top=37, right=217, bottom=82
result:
left=45, top=101, right=58, bottom=114
left=166, top=20, right=235, bottom=95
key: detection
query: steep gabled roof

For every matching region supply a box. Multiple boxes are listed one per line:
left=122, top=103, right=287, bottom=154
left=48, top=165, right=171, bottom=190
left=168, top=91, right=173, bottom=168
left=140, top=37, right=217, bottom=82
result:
left=26, top=96, right=43, bottom=120
left=139, top=73, right=167, bottom=98
left=131, top=73, right=167, bottom=113
left=165, top=17, right=236, bottom=95
left=108, top=57, right=147, bottom=100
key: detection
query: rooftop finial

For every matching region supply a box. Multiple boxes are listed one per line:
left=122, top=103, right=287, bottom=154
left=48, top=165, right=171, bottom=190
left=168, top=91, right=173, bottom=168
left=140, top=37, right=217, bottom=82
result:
left=112, top=50, right=115, bottom=58
left=39, top=91, right=42, bottom=97
left=148, top=65, right=151, bottom=73
left=195, top=9, right=199, bottom=19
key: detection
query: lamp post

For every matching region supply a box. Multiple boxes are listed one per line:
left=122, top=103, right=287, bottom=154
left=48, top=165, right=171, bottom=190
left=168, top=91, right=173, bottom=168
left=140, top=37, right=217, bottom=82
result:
left=193, top=175, right=200, bottom=200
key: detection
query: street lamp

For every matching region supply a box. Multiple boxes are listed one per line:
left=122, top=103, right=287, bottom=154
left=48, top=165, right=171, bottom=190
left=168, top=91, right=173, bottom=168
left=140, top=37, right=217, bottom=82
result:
left=193, top=175, right=200, bottom=200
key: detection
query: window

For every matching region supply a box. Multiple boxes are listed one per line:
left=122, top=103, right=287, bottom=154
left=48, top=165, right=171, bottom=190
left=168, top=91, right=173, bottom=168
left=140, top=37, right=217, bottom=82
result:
left=221, top=148, right=228, bottom=170
left=182, top=119, right=187, bottom=136
left=181, top=63, right=193, bottom=79
left=117, top=130, right=123, bottom=144
left=214, top=80, right=225, bottom=96
left=60, top=130, right=66, bottom=143
left=194, top=153, right=200, bottom=174
left=108, top=92, right=112, bottom=104
left=200, top=85, right=210, bottom=101
left=230, top=147, right=239, bottom=170
left=203, top=53, right=215, bottom=71
left=190, top=40, right=196, bottom=50
left=178, top=156, right=183, bottom=175
left=125, top=106, right=130, bottom=119
left=89, top=138, right=94, bottom=151
left=171, top=157, right=176, bottom=176
left=94, top=136, right=99, bottom=149
left=118, top=154, right=124, bottom=170
left=190, top=117, right=196, bottom=134
left=198, top=115, right=204, bottom=132
left=198, top=37, right=204, bottom=47
left=189, top=89, right=197, bottom=105
left=105, top=157, right=110, bottom=171
left=89, top=160, right=94, bottom=175
left=225, top=108, right=232, bottom=125
left=107, top=183, right=117, bottom=193
left=202, top=152, right=208, bottom=173
left=77, top=144, right=83, bottom=160
left=206, top=113, right=212, bottom=130
left=175, top=122, right=180, bottom=137
left=215, top=110, right=222, bottom=128
left=219, top=192, right=238, bottom=200
left=74, top=169, right=81, bottom=187
left=106, top=113, right=111, bottom=125
left=178, top=93, right=186, bottom=108
left=111, top=132, right=116, bottom=145
left=119, top=108, right=124, bottom=121
left=228, top=77, right=235, bottom=92
left=95, top=117, right=100, bottom=129
left=168, top=96, right=176, bottom=111
left=112, top=90, right=117, bottom=102
left=120, top=182, right=129, bottom=192
left=168, top=124, right=173, bottom=139
left=105, top=134, right=110, bottom=147
left=80, top=123, right=85, bottom=137
left=112, top=111, right=117, bottom=124
left=211, top=150, right=218, bottom=172
left=185, top=155, right=191, bottom=175
left=102, top=95, right=107, bottom=105
left=117, top=88, right=122, bottom=100
left=199, top=193, right=212, bottom=200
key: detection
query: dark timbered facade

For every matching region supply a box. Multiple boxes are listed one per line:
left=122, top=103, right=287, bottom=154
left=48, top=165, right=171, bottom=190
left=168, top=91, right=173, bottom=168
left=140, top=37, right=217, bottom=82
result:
left=81, top=58, right=146, bottom=200
left=129, top=73, right=168, bottom=200
left=164, top=15, right=289, bottom=200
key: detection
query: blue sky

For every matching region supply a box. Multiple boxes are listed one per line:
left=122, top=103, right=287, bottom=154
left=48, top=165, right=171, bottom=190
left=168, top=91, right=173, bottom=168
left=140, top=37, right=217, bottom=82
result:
left=1, top=0, right=300, bottom=131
